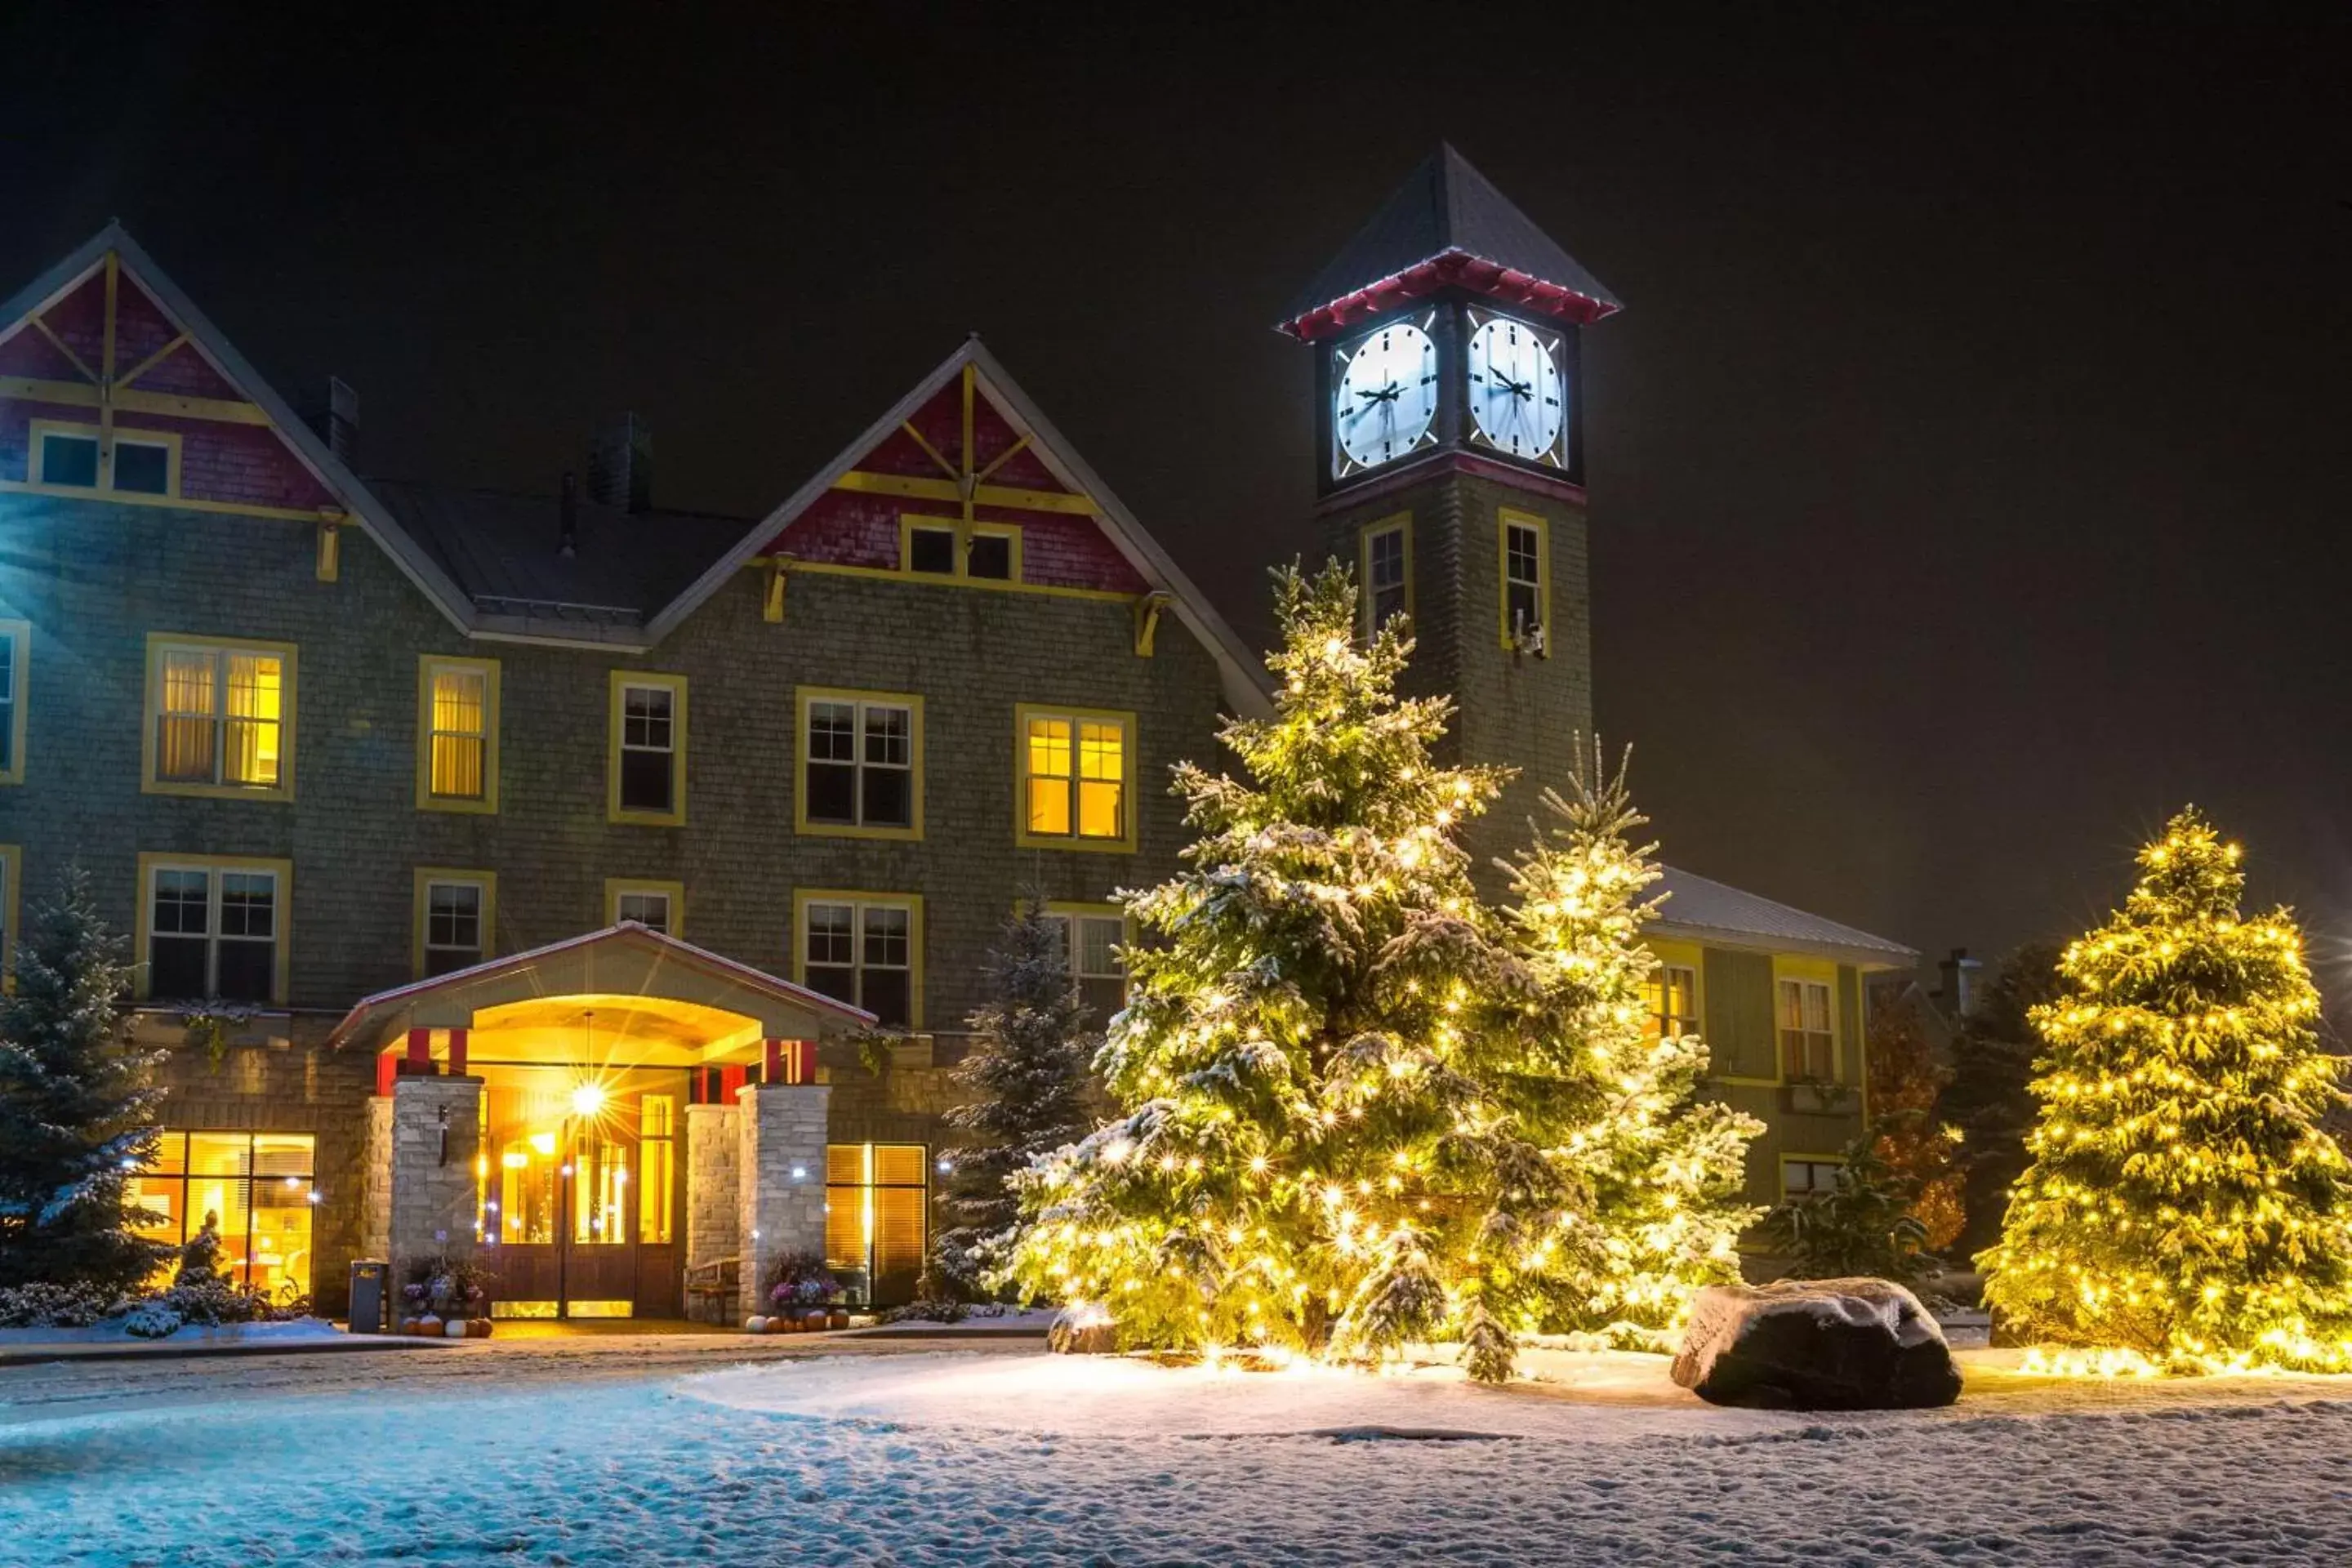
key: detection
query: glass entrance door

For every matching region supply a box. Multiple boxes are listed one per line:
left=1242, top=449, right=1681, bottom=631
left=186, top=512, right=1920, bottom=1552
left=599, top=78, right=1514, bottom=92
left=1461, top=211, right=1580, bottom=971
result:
left=481, top=1075, right=675, bottom=1319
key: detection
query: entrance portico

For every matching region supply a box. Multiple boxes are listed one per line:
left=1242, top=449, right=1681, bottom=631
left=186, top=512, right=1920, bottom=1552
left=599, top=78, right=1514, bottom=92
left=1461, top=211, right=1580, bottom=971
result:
left=329, top=922, right=874, bottom=1323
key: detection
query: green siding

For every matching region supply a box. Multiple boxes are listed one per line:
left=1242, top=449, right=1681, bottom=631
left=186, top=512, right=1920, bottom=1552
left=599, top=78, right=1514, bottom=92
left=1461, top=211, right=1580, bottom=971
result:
left=1838, top=964, right=1862, bottom=1089
left=1703, top=947, right=1775, bottom=1080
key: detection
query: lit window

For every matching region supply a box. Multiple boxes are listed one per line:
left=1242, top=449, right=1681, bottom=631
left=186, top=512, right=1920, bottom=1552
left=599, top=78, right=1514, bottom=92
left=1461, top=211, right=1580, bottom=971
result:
left=1781, top=1158, right=1844, bottom=1200
left=1362, top=517, right=1410, bottom=632
left=0, top=620, right=26, bottom=784
left=800, top=895, right=918, bottom=1028
left=824, top=1142, right=928, bottom=1307
left=145, top=860, right=283, bottom=1004
left=1044, top=910, right=1127, bottom=1021
left=609, top=673, right=685, bottom=823
left=1020, top=707, right=1132, bottom=849
left=1778, top=978, right=1835, bottom=1080
left=801, top=692, right=918, bottom=835
left=1501, top=512, right=1546, bottom=649
left=148, top=639, right=292, bottom=796
left=1644, top=964, right=1699, bottom=1040
left=127, top=1131, right=316, bottom=1304
left=417, top=874, right=492, bottom=978
left=419, top=657, right=498, bottom=811
left=639, top=1095, right=676, bottom=1245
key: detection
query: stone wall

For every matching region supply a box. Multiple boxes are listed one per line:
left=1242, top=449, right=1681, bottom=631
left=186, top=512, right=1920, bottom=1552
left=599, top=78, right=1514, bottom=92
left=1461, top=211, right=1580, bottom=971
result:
left=684, top=1101, right=740, bottom=1322
left=361, top=1094, right=392, bottom=1269
left=736, top=1083, right=830, bottom=1321
left=385, top=1076, right=482, bottom=1298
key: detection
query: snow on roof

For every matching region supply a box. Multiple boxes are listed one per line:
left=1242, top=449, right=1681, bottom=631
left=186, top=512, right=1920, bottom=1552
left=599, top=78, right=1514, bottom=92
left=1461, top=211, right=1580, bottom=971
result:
left=1650, top=866, right=1915, bottom=968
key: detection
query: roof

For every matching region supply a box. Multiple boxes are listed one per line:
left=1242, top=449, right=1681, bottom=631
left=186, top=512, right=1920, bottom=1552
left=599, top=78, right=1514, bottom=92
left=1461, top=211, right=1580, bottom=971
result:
left=325, top=920, right=875, bottom=1049
left=1649, top=866, right=1917, bottom=969
left=1280, top=145, right=1622, bottom=338
left=369, top=479, right=750, bottom=631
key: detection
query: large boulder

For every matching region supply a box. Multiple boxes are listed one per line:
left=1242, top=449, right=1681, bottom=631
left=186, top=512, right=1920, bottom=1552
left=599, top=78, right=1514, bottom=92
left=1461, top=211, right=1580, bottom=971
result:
left=1047, top=1306, right=1117, bottom=1356
left=1670, top=1278, right=1961, bottom=1410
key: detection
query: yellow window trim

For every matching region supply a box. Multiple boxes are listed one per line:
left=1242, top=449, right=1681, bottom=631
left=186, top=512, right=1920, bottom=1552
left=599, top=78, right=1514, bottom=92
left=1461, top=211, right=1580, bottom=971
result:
left=139, top=632, right=299, bottom=803
left=28, top=417, right=183, bottom=499
left=1641, top=935, right=1705, bottom=1038
left=1013, top=702, right=1139, bottom=855
left=131, top=852, right=294, bottom=1005
left=792, top=686, right=925, bottom=842
left=1496, top=506, right=1551, bottom=652
left=0, top=844, right=20, bottom=990
left=607, top=670, right=688, bottom=826
left=411, top=868, right=497, bottom=981
left=897, top=514, right=1024, bottom=585
left=791, top=889, right=925, bottom=1031
left=1771, top=956, right=1842, bottom=1086
left=414, top=654, right=501, bottom=815
left=0, top=620, right=27, bottom=786
left=606, top=877, right=686, bottom=936
left=1357, top=513, right=1414, bottom=638
left=750, top=555, right=1136, bottom=604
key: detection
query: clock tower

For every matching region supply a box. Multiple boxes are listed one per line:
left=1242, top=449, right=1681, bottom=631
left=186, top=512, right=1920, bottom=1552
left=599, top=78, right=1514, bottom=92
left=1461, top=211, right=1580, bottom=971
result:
left=1280, top=145, right=1621, bottom=884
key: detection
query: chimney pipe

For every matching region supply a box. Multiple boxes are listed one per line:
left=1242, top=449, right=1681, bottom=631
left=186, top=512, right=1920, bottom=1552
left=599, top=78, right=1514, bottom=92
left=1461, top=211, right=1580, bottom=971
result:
left=1936, top=947, right=1982, bottom=1022
left=559, top=471, right=578, bottom=559
left=587, top=412, right=653, bottom=514
left=304, top=376, right=359, bottom=466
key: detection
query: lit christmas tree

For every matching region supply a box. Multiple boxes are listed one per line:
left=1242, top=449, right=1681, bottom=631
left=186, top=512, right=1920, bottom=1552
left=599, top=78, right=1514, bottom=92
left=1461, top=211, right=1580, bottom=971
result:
left=1979, top=808, right=2352, bottom=1371
left=1004, top=567, right=1752, bottom=1379
left=1497, top=751, right=1762, bottom=1350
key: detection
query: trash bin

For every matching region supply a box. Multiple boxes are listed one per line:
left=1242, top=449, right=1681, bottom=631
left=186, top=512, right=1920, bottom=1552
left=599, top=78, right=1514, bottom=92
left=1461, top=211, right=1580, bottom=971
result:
left=348, top=1258, right=390, bottom=1334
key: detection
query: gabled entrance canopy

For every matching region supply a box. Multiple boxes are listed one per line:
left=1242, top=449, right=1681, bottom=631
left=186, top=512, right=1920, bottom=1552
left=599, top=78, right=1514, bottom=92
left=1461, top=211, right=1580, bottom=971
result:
left=327, top=922, right=875, bottom=1067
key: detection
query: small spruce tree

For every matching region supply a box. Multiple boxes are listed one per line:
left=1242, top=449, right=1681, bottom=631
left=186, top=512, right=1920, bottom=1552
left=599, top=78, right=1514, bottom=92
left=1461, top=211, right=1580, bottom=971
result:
left=1498, top=749, right=1763, bottom=1349
left=934, top=899, right=1098, bottom=1297
left=0, top=869, right=171, bottom=1294
left=1980, top=808, right=2352, bottom=1370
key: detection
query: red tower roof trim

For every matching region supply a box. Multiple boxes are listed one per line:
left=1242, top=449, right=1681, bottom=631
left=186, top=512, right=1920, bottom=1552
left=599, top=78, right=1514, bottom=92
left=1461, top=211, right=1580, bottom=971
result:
left=1277, top=247, right=1624, bottom=342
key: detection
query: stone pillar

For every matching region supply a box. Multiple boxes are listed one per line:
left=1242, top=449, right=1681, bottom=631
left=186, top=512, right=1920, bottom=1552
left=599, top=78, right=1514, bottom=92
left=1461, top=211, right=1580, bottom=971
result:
left=737, top=1081, right=830, bottom=1322
left=362, top=1094, right=394, bottom=1264
left=387, top=1075, right=483, bottom=1294
left=684, top=1101, right=741, bottom=1323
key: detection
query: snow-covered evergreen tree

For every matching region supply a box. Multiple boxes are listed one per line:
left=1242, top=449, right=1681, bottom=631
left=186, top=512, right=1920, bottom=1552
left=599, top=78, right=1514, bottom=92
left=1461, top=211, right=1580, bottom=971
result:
left=935, top=899, right=1098, bottom=1296
left=1980, top=808, right=2352, bottom=1370
left=1497, top=750, right=1762, bottom=1348
left=1008, top=564, right=1557, bottom=1376
left=0, top=869, right=171, bottom=1294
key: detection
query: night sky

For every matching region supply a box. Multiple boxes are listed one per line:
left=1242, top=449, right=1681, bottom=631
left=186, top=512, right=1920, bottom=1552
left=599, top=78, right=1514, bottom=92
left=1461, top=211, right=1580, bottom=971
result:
left=5, top=10, right=2348, bottom=1011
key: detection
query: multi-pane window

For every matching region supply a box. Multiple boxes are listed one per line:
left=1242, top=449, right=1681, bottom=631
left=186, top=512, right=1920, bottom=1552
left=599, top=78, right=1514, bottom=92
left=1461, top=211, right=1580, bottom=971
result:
left=1644, top=964, right=1699, bottom=1040
left=802, top=897, right=915, bottom=1027
left=1364, top=519, right=1409, bottom=631
left=1781, top=1158, right=1844, bottom=1200
left=127, top=1132, right=316, bottom=1303
left=0, top=620, right=24, bottom=782
left=421, top=657, right=497, bottom=809
left=611, top=674, right=685, bottom=822
left=421, top=877, right=489, bottom=977
left=824, top=1142, right=929, bottom=1307
left=639, top=1095, right=676, bottom=1245
left=1044, top=910, right=1127, bottom=1021
left=33, top=425, right=173, bottom=496
left=1022, top=710, right=1129, bottom=846
left=1778, top=978, right=1836, bottom=1080
left=147, top=862, right=281, bottom=1003
left=151, top=641, right=289, bottom=794
left=616, top=889, right=672, bottom=935
left=1503, top=514, right=1545, bottom=646
left=803, top=694, right=915, bottom=833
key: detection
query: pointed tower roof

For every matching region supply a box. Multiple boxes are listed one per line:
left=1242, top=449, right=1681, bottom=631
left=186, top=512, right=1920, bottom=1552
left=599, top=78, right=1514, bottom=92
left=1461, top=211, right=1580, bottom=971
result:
left=1278, top=145, right=1621, bottom=341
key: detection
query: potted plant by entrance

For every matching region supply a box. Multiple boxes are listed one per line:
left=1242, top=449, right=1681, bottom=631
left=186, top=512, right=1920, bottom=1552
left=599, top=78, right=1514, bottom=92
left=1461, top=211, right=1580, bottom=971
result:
left=761, top=1250, right=844, bottom=1332
left=403, top=1254, right=497, bottom=1339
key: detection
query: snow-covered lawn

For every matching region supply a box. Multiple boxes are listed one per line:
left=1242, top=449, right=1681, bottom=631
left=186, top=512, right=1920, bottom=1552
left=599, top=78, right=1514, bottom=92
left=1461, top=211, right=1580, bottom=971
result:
left=0, top=1316, right=346, bottom=1352
left=3, top=1342, right=2350, bottom=1565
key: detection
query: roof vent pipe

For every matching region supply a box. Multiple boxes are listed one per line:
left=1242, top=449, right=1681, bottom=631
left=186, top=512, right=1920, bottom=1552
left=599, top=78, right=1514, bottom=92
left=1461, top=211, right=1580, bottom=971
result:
left=559, top=471, right=579, bottom=559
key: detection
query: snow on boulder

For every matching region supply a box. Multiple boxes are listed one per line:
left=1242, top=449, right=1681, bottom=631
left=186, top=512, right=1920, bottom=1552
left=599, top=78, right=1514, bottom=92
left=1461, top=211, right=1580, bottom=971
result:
left=1671, top=1278, right=1961, bottom=1410
left=1047, top=1303, right=1117, bottom=1356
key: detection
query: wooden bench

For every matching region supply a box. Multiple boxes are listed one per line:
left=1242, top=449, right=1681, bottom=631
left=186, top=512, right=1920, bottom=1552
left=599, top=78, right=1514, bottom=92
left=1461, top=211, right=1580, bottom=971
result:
left=684, top=1256, right=740, bottom=1325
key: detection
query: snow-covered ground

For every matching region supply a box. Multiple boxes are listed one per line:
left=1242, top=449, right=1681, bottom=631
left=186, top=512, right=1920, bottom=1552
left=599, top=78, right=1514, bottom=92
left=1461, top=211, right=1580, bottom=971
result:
left=0, top=1315, right=346, bottom=1350
left=3, top=1340, right=2350, bottom=1565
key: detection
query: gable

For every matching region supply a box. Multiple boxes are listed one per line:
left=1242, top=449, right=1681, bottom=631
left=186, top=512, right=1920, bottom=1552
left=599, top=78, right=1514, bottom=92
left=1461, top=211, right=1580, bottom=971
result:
left=764, top=368, right=1147, bottom=595
left=0, top=253, right=334, bottom=517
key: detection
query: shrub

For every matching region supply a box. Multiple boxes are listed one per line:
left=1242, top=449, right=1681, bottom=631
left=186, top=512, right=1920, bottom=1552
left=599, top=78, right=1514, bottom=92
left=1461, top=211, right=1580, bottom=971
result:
left=0, top=1281, right=131, bottom=1327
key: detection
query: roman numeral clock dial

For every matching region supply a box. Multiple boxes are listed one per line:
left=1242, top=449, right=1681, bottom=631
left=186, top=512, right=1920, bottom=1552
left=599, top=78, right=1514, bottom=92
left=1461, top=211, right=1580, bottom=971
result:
left=1467, top=315, right=1566, bottom=464
left=1332, top=319, right=1437, bottom=475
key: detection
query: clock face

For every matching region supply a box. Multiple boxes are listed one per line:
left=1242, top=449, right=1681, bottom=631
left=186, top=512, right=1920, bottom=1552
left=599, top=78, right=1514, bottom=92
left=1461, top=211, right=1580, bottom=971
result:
left=1466, top=316, right=1566, bottom=462
left=1334, top=323, right=1437, bottom=472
